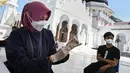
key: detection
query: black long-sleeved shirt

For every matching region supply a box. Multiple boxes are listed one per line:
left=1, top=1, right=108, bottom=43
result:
left=0, top=39, right=7, bottom=47
left=5, top=27, right=69, bottom=73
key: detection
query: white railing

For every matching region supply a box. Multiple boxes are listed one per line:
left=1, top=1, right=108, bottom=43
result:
left=92, top=12, right=114, bottom=24
left=99, top=12, right=114, bottom=24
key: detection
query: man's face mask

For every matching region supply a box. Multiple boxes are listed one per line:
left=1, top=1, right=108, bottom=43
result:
left=106, top=39, right=113, bottom=44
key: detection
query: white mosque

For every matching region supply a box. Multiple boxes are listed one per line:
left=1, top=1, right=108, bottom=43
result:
left=0, top=0, right=130, bottom=73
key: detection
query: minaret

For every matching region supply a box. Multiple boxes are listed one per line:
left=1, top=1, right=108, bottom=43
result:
left=0, top=0, right=18, bottom=40
left=0, top=0, right=18, bottom=26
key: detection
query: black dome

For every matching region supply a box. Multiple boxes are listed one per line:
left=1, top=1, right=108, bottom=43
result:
left=84, top=0, right=108, bottom=5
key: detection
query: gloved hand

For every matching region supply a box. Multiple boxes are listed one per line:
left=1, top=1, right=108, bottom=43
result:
left=66, top=36, right=82, bottom=50
left=50, top=36, right=81, bottom=63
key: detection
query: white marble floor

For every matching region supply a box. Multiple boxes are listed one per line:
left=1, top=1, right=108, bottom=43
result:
left=0, top=48, right=130, bottom=73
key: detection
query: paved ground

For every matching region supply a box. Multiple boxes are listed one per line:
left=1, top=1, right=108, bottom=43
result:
left=0, top=48, right=7, bottom=62
left=0, top=48, right=130, bottom=73
left=119, top=64, right=130, bottom=73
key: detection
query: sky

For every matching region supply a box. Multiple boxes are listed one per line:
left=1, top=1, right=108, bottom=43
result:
left=16, top=0, right=130, bottom=21
left=17, top=0, right=29, bottom=12
left=108, top=0, right=130, bottom=21
left=0, top=0, right=29, bottom=22
left=0, top=0, right=130, bottom=21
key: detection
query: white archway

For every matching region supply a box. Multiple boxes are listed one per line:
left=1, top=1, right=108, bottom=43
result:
left=116, top=33, right=126, bottom=52
left=59, top=15, right=70, bottom=26
left=69, top=19, right=80, bottom=41
left=55, top=15, right=70, bottom=42
left=80, top=24, right=88, bottom=45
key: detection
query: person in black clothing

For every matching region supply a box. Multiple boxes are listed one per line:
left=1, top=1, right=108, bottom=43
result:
left=84, top=32, right=120, bottom=73
left=0, top=39, right=7, bottom=48
left=0, top=23, right=18, bottom=48
left=5, top=1, right=81, bottom=73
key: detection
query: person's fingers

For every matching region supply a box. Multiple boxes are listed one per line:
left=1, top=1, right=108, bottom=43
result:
left=73, top=36, right=78, bottom=41
left=99, top=67, right=103, bottom=72
left=103, top=67, right=107, bottom=73
left=99, top=67, right=102, bottom=71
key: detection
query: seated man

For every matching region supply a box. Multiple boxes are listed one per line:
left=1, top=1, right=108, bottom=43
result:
left=84, top=32, right=120, bottom=73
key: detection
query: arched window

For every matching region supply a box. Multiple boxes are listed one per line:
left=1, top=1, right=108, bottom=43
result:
left=80, top=24, right=88, bottom=45
left=116, top=33, right=126, bottom=52
left=69, top=24, right=77, bottom=40
left=59, top=21, right=68, bottom=42
left=55, top=23, right=60, bottom=41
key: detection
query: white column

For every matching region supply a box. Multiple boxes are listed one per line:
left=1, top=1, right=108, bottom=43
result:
left=0, top=0, right=18, bottom=26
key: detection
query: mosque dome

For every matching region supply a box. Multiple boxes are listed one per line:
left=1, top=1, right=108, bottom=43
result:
left=84, top=0, right=108, bottom=5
